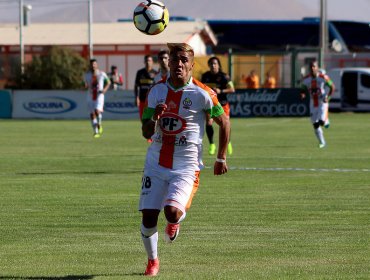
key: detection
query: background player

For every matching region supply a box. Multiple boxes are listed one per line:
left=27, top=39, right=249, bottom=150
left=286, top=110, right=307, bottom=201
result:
left=153, top=49, right=170, bottom=83
left=201, top=56, right=235, bottom=155
left=139, top=43, right=230, bottom=276
left=84, top=59, right=110, bottom=138
left=301, top=61, right=335, bottom=148
left=134, top=55, right=157, bottom=120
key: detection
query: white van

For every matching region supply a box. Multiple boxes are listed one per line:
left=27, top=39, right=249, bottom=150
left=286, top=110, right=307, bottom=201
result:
left=327, top=67, right=370, bottom=111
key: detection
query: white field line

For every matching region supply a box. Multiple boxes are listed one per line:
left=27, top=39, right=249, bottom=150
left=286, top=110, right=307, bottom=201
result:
left=205, top=166, right=370, bottom=172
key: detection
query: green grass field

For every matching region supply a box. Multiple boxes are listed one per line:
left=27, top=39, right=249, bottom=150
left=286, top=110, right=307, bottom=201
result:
left=0, top=113, right=369, bottom=279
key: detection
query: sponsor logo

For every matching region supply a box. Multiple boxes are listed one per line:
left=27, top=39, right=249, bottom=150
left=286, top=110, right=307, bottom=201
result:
left=154, top=135, right=188, bottom=146
left=104, top=101, right=138, bottom=114
left=159, top=112, right=186, bottom=135
left=23, top=96, right=76, bottom=114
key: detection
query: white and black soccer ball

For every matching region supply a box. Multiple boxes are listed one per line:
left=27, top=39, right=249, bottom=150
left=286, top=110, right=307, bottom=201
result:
left=133, top=0, right=169, bottom=35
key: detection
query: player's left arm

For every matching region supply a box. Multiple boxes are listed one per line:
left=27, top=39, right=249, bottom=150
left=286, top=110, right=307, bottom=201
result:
left=325, top=78, right=335, bottom=101
left=102, top=74, right=111, bottom=94
left=209, top=103, right=230, bottom=175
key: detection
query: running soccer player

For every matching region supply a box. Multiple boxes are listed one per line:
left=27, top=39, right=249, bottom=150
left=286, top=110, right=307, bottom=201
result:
left=134, top=55, right=157, bottom=120
left=301, top=61, right=335, bottom=148
left=201, top=56, right=235, bottom=155
left=139, top=43, right=230, bottom=276
left=84, top=59, right=111, bottom=138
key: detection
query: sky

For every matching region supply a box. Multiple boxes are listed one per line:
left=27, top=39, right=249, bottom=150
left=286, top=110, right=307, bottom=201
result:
left=0, top=0, right=369, bottom=24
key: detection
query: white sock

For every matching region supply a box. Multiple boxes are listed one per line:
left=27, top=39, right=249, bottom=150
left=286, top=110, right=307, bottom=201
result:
left=97, top=113, right=102, bottom=126
left=315, top=127, right=325, bottom=145
left=141, top=224, right=158, bottom=260
left=91, top=118, right=98, bottom=133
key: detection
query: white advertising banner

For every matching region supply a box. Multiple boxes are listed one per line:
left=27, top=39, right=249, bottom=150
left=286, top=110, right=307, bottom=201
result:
left=12, top=90, right=139, bottom=119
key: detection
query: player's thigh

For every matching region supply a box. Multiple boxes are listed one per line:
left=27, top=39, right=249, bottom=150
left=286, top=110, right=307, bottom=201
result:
left=165, top=171, right=200, bottom=213
left=310, top=107, right=320, bottom=123
left=319, top=103, right=328, bottom=121
left=96, top=94, right=105, bottom=112
left=139, top=169, right=168, bottom=211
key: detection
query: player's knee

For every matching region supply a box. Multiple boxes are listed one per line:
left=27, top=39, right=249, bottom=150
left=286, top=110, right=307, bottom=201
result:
left=313, top=122, right=320, bottom=129
left=141, top=224, right=157, bottom=238
left=164, top=205, right=183, bottom=223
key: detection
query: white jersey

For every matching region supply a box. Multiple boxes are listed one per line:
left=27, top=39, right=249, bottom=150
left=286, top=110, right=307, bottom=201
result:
left=84, top=70, right=109, bottom=98
left=145, top=77, right=220, bottom=171
left=301, top=73, right=334, bottom=123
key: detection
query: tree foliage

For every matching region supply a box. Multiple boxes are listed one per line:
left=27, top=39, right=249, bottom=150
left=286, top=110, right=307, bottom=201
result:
left=12, top=46, right=88, bottom=89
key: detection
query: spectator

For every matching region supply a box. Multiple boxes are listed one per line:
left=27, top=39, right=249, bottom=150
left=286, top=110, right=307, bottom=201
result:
left=263, top=71, right=276, bottom=88
left=108, top=65, right=123, bottom=90
left=245, top=70, right=260, bottom=89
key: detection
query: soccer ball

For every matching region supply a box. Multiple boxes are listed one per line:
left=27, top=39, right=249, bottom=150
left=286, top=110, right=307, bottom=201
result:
left=133, top=0, right=169, bottom=35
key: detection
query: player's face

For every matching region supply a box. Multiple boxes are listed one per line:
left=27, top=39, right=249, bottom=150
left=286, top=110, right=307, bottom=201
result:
left=90, top=61, right=98, bottom=72
left=209, top=59, right=220, bottom=74
left=169, top=51, right=194, bottom=85
left=310, top=62, right=318, bottom=76
left=145, top=57, right=153, bottom=69
left=158, top=54, right=169, bottom=69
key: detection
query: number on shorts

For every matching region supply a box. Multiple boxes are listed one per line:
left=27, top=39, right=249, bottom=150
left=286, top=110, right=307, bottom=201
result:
left=141, top=176, right=152, bottom=189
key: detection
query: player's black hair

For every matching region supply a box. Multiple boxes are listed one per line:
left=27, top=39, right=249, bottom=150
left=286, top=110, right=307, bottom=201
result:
left=157, top=49, right=169, bottom=58
left=208, top=56, right=223, bottom=72
left=89, top=58, right=97, bottom=64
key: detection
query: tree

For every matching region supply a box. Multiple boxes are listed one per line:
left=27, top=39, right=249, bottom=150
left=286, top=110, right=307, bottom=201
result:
left=11, top=46, right=88, bottom=89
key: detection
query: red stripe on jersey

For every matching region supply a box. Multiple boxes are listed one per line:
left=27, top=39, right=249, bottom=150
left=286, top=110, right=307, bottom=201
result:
left=158, top=89, right=183, bottom=169
left=310, top=79, right=319, bottom=107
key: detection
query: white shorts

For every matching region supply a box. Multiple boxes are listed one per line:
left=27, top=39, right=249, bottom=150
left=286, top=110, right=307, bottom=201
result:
left=87, top=93, right=104, bottom=113
left=138, top=164, right=200, bottom=213
left=310, top=102, right=328, bottom=124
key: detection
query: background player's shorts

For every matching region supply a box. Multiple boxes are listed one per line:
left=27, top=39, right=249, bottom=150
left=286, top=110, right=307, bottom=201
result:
left=139, top=165, right=200, bottom=213
left=310, top=102, right=328, bottom=124
left=87, top=93, right=104, bottom=113
left=222, top=103, right=230, bottom=117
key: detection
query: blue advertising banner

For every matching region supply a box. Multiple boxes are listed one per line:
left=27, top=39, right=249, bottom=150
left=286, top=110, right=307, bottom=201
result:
left=0, top=90, right=12, bottom=118
left=228, top=88, right=309, bottom=118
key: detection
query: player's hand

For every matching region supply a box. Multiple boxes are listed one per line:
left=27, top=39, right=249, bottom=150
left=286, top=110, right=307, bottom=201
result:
left=214, top=161, right=228, bottom=175
left=300, top=93, right=306, bottom=100
left=153, top=103, right=167, bottom=121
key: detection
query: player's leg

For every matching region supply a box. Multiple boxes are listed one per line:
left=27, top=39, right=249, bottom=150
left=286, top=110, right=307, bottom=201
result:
left=323, top=102, right=330, bottom=128
left=141, top=209, right=160, bottom=276
left=311, top=107, right=325, bottom=148
left=96, top=94, right=105, bottom=135
left=313, top=122, right=326, bottom=148
left=206, top=115, right=216, bottom=155
left=139, top=169, right=167, bottom=276
left=163, top=171, right=200, bottom=243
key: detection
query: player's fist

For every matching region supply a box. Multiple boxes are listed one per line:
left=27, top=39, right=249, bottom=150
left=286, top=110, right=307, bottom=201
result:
left=153, top=103, right=167, bottom=121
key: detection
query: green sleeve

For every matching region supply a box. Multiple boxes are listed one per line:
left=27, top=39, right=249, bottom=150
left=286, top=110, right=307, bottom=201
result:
left=142, top=107, right=155, bottom=121
left=207, top=103, right=224, bottom=118
left=301, top=84, right=308, bottom=94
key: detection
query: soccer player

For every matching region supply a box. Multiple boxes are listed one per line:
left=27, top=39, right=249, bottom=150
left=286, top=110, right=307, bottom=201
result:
left=153, top=49, right=170, bottom=83
left=139, top=43, right=230, bottom=276
left=134, top=55, right=157, bottom=120
left=201, top=56, right=235, bottom=155
left=84, top=59, right=110, bottom=138
left=301, top=61, right=335, bottom=148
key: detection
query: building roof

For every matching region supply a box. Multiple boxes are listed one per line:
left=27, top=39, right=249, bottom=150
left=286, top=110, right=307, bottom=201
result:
left=208, top=19, right=370, bottom=53
left=0, top=20, right=217, bottom=52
